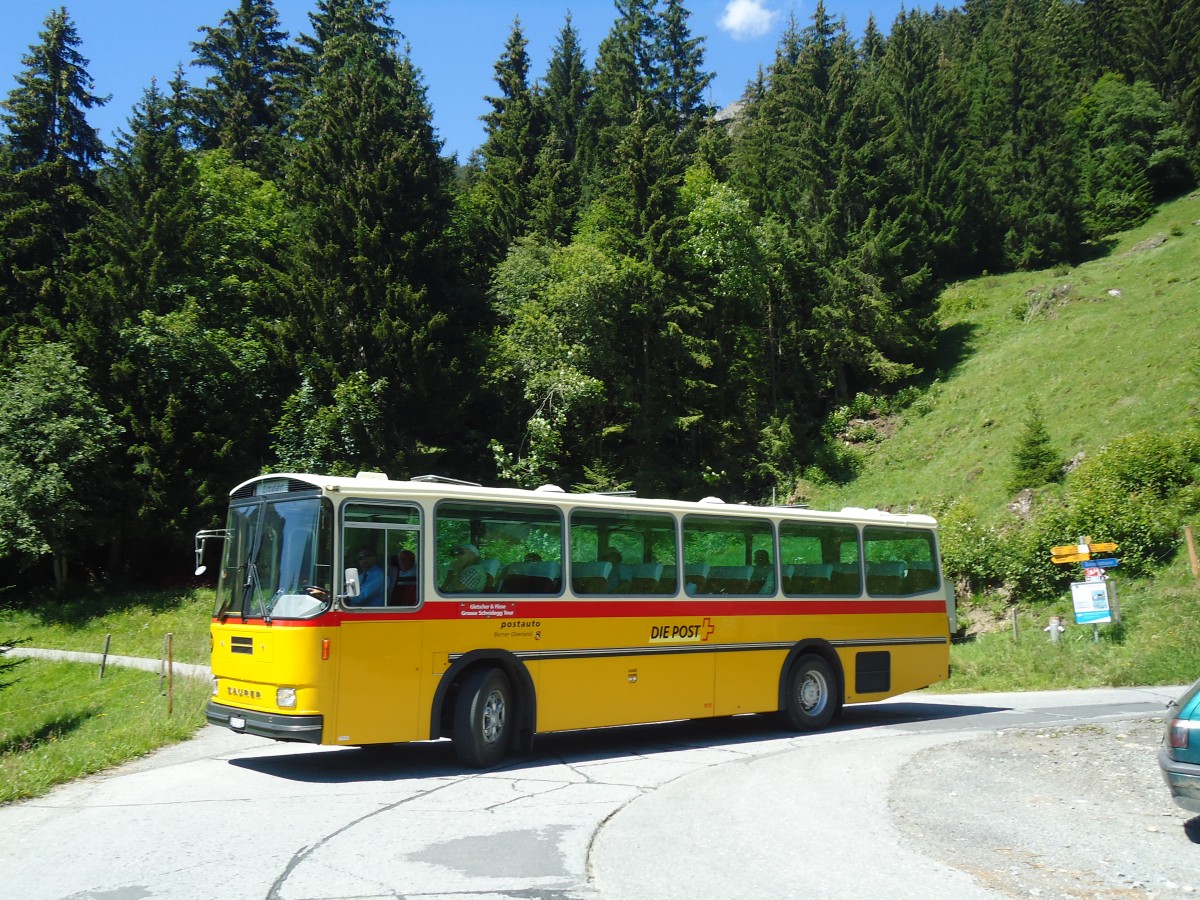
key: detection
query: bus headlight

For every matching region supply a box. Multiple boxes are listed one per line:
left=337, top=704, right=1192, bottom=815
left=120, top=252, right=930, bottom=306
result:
left=211, top=677, right=219, bottom=697
left=276, top=687, right=297, bottom=709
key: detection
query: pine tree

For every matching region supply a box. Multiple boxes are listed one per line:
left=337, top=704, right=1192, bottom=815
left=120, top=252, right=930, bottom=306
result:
left=470, top=18, right=543, bottom=268
left=579, top=0, right=657, bottom=190
left=285, top=0, right=462, bottom=475
left=528, top=15, right=591, bottom=244
left=0, top=8, right=107, bottom=341
left=876, top=8, right=979, bottom=278
left=188, top=0, right=301, bottom=178
left=1008, top=401, right=1061, bottom=494
left=81, top=79, right=203, bottom=325
left=965, top=0, right=1083, bottom=269
left=656, top=0, right=713, bottom=144
left=1125, top=0, right=1200, bottom=157
left=1071, top=73, right=1191, bottom=236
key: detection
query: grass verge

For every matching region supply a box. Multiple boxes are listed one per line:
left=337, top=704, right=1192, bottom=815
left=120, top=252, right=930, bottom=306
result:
left=939, top=550, right=1200, bottom=692
left=0, top=585, right=213, bottom=665
left=0, top=659, right=210, bottom=804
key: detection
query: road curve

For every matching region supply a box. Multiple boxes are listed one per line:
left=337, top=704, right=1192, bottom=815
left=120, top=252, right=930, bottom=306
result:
left=0, top=684, right=1188, bottom=899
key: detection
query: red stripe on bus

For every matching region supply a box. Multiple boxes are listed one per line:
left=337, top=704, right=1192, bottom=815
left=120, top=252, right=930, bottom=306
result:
left=214, top=596, right=947, bottom=626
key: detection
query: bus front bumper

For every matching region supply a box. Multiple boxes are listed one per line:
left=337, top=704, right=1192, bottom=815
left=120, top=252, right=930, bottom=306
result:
left=207, top=700, right=323, bottom=744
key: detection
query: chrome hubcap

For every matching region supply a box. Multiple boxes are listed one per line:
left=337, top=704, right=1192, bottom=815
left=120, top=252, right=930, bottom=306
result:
left=481, top=689, right=506, bottom=744
left=799, top=670, right=827, bottom=715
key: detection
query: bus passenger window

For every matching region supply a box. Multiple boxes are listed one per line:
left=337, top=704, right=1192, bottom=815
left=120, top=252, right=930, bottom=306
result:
left=863, top=526, right=939, bottom=596
left=568, top=508, right=677, bottom=596
left=682, top=514, right=773, bottom=596
left=780, top=521, right=860, bottom=596
left=436, top=501, right=563, bottom=596
left=343, top=502, right=421, bottom=609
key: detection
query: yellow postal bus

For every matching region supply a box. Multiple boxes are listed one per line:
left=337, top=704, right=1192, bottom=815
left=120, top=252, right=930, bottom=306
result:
left=203, top=472, right=954, bottom=766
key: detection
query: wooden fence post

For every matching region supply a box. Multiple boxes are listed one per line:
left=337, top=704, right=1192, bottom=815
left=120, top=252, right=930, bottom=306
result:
left=166, top=633, right=174, bottom=717
left=1185, top=525, right=1200, bottom=580
left=99, top=634, right=111, bottom=680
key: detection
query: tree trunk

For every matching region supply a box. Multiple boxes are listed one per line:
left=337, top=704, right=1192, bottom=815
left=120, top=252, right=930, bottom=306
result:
left=53, top=553, right=68, bottom=592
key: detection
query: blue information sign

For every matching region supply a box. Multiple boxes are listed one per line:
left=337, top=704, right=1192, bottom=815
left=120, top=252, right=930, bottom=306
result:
left=1080, top=557, right=1118, bottom=569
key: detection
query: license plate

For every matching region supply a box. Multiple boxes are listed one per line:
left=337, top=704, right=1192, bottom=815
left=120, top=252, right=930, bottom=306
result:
left=229, top=716, right=246, bottom=731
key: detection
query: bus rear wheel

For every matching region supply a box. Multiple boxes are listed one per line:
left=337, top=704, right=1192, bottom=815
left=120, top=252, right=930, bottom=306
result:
left=454, top=667, right=511, bottom=768
left=782, top=654, right=838, bottom=731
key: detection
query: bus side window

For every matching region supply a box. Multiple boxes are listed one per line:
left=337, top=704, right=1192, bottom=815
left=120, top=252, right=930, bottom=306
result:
left=682, top=514, right=773, bottom=596
left=863, top=525, right=939, bottom=597
left=568, top=508, right=677, bottom=596
left=343, top=502, right=421, bottom=609
left=780, top=522, right=859, bottom=596
left=436, top=500, right=563, bottom=596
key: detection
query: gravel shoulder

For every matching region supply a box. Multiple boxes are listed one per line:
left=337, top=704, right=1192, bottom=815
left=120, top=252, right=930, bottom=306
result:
left=890, top=716, right=1200, bottom=898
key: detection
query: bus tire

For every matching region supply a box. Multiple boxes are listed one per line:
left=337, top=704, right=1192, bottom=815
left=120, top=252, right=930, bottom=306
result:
left=454, top=667, right=511, bottom=768
left=781, top=654, right=837, bottom=731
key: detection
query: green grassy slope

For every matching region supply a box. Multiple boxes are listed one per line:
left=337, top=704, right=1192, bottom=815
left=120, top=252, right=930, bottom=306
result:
left=810, top=192, right=1200, bottom=516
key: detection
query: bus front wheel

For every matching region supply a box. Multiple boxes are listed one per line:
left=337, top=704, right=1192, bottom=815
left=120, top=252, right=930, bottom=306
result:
left=454, top=667, right=511, bottom=768
left=782, top=655, right=838, bottom=731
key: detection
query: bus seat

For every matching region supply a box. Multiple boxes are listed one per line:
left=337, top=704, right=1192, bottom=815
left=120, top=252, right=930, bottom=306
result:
left=631, top=562, right=664, bottom=593
left=499, top=560, right=561, bottom=594
left=480, top=558, right=501, bottom=591
left=391, top=580, right=417, bottom=606
left=572, top=561, right=612, bottom=594
left=831, top=563, right=862, bottom=595
left=786, top=563, right=833, bottom=594
left=387, top=555, right=401, bottom=595
left=684, top=563, right=710, bottom=593
left=867, top=561, right=907, bottom=595
left=656, top=569, right=678, bottom=594
left=904, top=561, right=938, bottom=593
left=613, top=563, right=633, bottom=592
left=705, top=565, right=753, bottom=594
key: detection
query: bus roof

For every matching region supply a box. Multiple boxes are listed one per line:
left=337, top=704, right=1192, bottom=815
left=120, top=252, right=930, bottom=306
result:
left=230, top=471, right=939, bottom=528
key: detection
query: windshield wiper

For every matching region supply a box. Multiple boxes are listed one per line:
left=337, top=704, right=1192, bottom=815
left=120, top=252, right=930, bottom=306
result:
left=242, top=561, right=270, bottom=623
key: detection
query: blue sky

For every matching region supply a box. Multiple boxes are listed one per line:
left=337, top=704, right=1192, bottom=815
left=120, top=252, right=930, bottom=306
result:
left=2, top=0, right=912, bottom=162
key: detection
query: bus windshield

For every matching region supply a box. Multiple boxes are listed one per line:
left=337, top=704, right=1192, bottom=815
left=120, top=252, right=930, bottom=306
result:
left=214, top=495, right=333, bottom=620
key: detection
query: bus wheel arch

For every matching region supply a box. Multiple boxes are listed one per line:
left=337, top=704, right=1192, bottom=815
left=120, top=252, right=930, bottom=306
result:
left=432, top=650, right=536, bottom=761
left=778, top=641, right=844, bottom=731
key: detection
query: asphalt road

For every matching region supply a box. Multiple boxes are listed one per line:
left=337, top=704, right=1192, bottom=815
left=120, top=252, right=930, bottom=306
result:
left=0, top=685, right=1192, bottom=900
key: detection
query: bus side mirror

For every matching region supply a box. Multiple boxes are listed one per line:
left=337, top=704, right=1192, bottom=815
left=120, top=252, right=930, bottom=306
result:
left=343, top=567, right=361, bottom=599
left=194, top=529, right=228, bottom=577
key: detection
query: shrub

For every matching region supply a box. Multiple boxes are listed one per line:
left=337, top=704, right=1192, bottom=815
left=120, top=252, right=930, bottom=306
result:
left=935, top=500, right=1008, bottom=590
left=1015, top=429, right=1200, bottom=592
left=953, top=428, right=1200, bottom=602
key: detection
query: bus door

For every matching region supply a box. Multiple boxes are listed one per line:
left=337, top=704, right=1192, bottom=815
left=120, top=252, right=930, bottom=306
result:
left=333, top=501, right=425, bottom=745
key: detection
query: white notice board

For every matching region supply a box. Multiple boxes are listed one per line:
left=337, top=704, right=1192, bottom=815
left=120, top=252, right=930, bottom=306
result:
left=1071, top=580, right=1117, bottom=624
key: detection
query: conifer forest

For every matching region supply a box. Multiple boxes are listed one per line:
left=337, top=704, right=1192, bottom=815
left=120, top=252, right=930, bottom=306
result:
left=1, top=0, right=1196, bottom=585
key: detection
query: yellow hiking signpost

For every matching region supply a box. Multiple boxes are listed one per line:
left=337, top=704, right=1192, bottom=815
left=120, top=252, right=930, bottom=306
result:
left=1050, top=539, right=1118, bottom=564
left=1050, top=538, right=1122, bottom=637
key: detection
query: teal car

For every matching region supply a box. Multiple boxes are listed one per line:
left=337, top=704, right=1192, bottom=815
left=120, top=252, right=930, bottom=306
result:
left=1160, top=678, right=1200, bottom=813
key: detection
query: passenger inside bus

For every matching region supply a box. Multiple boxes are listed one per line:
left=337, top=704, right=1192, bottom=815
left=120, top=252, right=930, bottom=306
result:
left=390, top=548, right=418, bottom=605
left=441, top=543, right=487, bottom=592
left=753, top=549, right=775, bottom=593
left=394, top=549, right=417, bottom=580
left=603, top=549, right=628, bottom=591
left=351, top=548, right=386, bottom=606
